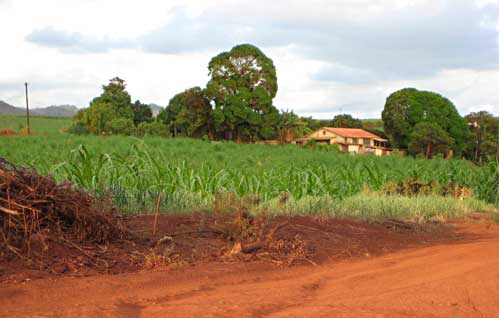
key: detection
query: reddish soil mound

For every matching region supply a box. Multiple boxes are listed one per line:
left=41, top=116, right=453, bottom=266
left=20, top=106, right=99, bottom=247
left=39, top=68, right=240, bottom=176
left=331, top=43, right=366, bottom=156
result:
left=0, top=129, right=18, bottom=136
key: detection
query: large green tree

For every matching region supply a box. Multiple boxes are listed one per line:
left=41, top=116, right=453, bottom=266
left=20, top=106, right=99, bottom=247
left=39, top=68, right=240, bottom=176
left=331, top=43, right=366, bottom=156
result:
left=382, top=88, right=469, bottom=155
left=408, top=122, right=454, bottom=159
left=76, top=77, right=134, bottom=134
left=206, top=44, right=279, bottom=141
left=79, top=101, right=115, bottom=134
left=158, top=87, right=213, bottom=138
left=91, top=77, right=133, bottom=120
left=131, top=100, right=153, bottom=126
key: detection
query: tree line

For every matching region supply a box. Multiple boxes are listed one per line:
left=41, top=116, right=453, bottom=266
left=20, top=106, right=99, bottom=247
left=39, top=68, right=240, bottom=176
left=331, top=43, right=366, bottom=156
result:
left=68, top=44, right=498, bottom=161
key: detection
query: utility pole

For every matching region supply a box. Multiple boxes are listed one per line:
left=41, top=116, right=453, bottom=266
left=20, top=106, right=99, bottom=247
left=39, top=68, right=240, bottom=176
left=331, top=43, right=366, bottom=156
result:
left=24, top=82, right=30, bottom=135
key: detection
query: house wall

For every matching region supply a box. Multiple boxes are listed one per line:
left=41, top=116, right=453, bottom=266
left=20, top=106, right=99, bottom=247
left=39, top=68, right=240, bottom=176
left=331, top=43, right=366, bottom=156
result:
left=348, top=145, right=360, bottom=153
left=308, top=129, right=337, bottom=139
left=364, top=147, right=375, bottom=155
left=338, top=144, right=348, bottom=152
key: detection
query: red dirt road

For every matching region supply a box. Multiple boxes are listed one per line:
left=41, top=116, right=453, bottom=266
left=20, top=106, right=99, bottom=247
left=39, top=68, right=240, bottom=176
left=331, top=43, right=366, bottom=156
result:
left=2, top=222, right=499, bottom=318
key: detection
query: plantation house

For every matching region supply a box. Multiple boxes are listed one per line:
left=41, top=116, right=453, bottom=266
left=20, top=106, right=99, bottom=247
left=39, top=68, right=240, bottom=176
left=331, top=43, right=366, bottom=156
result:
left=296, top=127, right=391, bottom=156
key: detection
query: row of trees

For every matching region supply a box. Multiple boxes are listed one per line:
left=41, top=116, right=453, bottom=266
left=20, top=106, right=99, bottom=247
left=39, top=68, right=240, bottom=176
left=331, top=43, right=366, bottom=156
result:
left=72, top=43, right=367, bottom=143
left=68, top=43, right=497, bottom=160
left=69, top=77, right=169, bottom=136
left=71, top=44, right=288, bottom=141
left=157, top=44, right=280, bottom=141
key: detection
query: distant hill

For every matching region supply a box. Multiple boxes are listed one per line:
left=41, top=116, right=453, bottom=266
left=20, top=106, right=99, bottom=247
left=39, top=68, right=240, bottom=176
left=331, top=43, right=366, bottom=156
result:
left=148, top=104, right=164, bottom=117
left=0, top=100, right=78, bottom=117
left=1, top=100, right=165, bottom=118
left=0, top=100, right=25, bottom=115
left=31, top=105, right=79, bottom=117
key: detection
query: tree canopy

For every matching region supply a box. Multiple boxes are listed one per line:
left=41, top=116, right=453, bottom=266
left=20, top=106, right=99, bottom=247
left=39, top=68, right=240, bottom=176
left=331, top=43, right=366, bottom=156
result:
left=276, top=110, right=311, bottom=143
left=158, top=87, right=213, bottom=138
left=382, top=88, right=469, bottom=155
left=74, top=78, right=155, bottom=135
left=206, top=44, right=279, bottom=141
left=131, top=100, right=153, bottom=126
left=331, top=114, right=362, bottom=128
left=91, top=77, right=133, bottom=120
left=408, top=122, right=454, bottom=158
left=464, top=111, right=499, bottom=161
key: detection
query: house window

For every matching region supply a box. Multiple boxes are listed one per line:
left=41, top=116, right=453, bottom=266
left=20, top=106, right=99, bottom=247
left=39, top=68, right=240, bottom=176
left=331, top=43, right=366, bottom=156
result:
left=364, top=139, right=370, bottom=145
left=352, top=138, right=358, bottom=144
left=323, top=130, right=326, bottom=135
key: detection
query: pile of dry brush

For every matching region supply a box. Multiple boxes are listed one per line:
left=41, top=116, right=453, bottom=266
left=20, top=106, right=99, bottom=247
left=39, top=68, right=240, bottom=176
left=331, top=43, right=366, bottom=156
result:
left=0, top=158, right=127, bottom=267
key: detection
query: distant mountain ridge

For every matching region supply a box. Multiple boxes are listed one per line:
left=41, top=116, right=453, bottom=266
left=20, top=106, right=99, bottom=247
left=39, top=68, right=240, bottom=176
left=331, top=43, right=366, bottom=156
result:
left=32, top=105, right=79, bottom=117
left=0, top=100, right=79, bottom=117
left=1, top=100, right=165, bottom=118
left=148, top=103, right=164, bottom=116
left=0, top=100, right=25, bottom=115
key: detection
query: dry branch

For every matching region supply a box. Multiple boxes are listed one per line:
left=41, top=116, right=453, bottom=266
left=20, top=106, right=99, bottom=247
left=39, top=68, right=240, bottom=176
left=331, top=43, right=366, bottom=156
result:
left=0, top=158, right=127, bottom=269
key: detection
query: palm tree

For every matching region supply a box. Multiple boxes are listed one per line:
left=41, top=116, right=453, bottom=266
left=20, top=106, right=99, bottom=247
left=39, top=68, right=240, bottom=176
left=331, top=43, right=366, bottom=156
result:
left=277, top=110, right=309, bottom=144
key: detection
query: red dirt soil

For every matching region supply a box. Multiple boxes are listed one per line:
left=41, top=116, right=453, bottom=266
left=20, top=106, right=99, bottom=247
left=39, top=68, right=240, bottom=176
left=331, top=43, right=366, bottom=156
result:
left=1, top=217, right=499, bottom=317
left=0, top=215, right=460, bottom=281
left=0, top=129, right=18, bottom=136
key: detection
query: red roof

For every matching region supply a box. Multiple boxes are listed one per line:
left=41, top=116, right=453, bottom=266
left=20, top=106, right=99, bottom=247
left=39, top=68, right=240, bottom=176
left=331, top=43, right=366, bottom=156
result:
left=323, top=127, right=387, bottom=141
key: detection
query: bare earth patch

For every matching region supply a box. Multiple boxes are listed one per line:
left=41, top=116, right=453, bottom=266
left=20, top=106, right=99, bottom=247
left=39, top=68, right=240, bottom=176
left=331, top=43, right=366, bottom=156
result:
left=2, top=216, right=499, bottom=317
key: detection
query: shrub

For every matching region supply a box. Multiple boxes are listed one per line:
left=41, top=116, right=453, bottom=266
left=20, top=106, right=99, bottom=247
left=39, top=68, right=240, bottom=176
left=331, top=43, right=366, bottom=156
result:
left=304, top=138, right=317, bottom=149
left=105, top=118, right=136, bottom=136
left=316, top=143, right=340, bottom=152
left=136, top=121, right=170, bottom=137
left=65, top=121, right=90, bottom=135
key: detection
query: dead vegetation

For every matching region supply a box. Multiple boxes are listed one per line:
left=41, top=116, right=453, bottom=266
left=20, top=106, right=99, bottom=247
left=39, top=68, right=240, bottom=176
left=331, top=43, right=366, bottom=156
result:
left=141, top=192, right=313, bottom=268
left=212, top=192, right=311, bottom=265
left=0, top=158, right=128, bottom=271
left=383, top=178, right=472, bottom=200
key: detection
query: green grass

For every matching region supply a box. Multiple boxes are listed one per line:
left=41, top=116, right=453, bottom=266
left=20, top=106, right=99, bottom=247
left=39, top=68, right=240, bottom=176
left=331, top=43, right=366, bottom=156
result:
left=260, top=192, right=494, bottom=220
left=0, top=115, right=71, bottom=135
left=1, top=114, right=498, bottom=218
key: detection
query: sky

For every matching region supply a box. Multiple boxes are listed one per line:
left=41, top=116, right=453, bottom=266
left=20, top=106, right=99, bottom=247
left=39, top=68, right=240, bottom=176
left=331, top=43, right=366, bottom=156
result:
left=0, top=0, right=498, bottom=119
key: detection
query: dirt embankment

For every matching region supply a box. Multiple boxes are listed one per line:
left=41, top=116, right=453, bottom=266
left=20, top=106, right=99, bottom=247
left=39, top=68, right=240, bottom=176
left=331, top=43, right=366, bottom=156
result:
left=0, top=214, right=462, bottom=281
left=2, top=219, right=499, bottom=317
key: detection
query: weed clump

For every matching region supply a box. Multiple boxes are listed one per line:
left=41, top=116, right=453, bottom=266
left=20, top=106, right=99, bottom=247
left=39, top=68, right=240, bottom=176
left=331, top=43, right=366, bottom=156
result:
left=383, top=178, right=472, bottom=200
